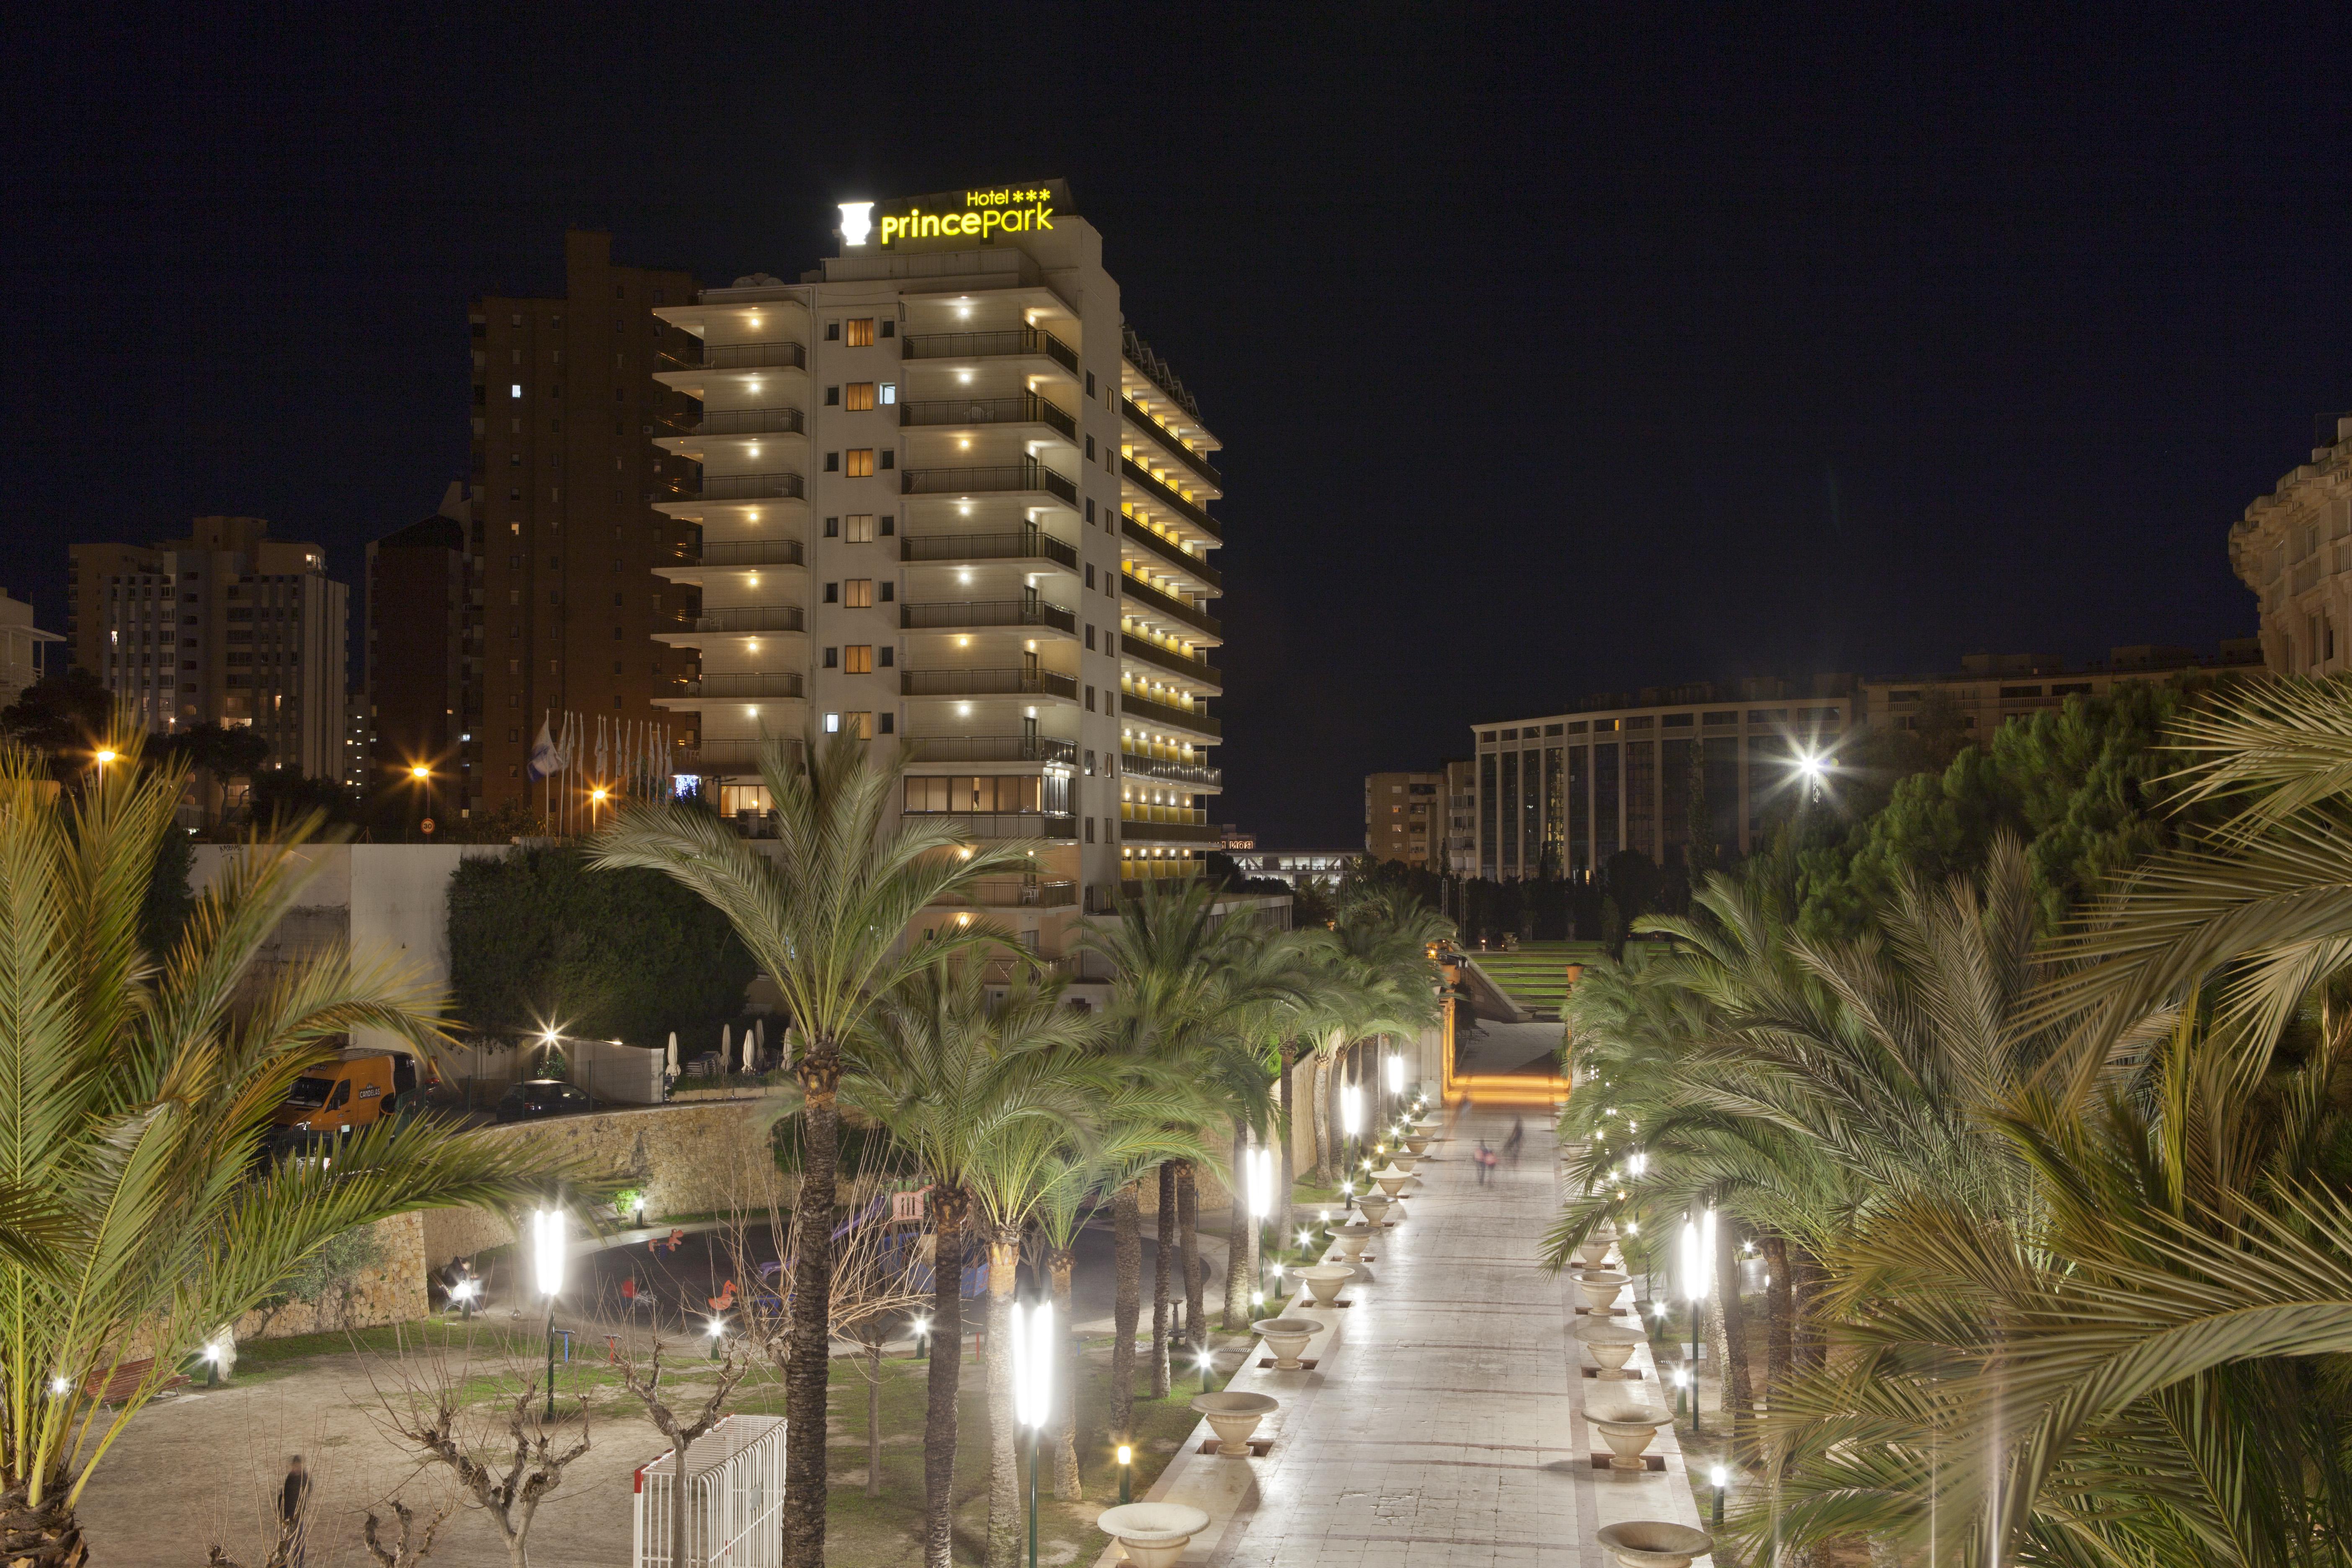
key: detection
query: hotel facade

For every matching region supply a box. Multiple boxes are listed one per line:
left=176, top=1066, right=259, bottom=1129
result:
left=648, top=181, right=1224, bottom=949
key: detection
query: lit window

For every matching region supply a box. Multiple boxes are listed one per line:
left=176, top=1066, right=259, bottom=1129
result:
left=510, top=384, right=521, bottom=398
left=845, top=514, right=875, bottom=544
left=879, top=382, right=896, bottom=405
left=843, top=578, right=874, bottom=609
left=843, top=711, right=874, bottom=740
left=845, top=318, right=875, bottom=347
left=844, top=382, right=876, bottom=412
left=845, top=645, right=873, bottom=674
left=824, top=712, right=841, bottom=732
left=845, top=449, right=875, bottom=478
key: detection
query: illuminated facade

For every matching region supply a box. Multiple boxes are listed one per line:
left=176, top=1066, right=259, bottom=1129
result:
left=649, top=181, right=1225, bottom=948
left=2231, top=413, right=2352, bottom=674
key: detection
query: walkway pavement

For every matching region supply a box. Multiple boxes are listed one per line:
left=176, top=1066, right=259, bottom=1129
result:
left=1099, top=1104, right=1712, bottom=1567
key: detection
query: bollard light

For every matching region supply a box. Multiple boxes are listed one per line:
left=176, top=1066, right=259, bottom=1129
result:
left=707, top=1314, right=727, bottom=1360
left=1711, top=1463, right=1729, bottom=1529
left=912, top=1315, right=931, bottom=1360
left=1117, top=1442, right=1133, bottom=1504
left=1197, top=1346, right=1215, bottom=1393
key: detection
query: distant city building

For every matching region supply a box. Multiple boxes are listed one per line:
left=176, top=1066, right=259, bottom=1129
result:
left=1228, top=848, right=1359, bottom=887
left=1363, top=769, right=1443, bottom=867
left=1857, top=642, right=2262, bottom=737
left=343, top=692, right=373, bottom=792
left=2230, top=413, right=2352, bottom=674
left=0, top=588, right=62, bottom=708
left=1468, top=676, right=1857, bottom=881
left=366, top=484, right=472, bottom=799
left=470, top=231, right=703, bottom=815
left=68, top=516, right=348, bottom=778
left=1217, top=825, right=1256, bottom=850
left=1443, top=756, right=1476, bottom=876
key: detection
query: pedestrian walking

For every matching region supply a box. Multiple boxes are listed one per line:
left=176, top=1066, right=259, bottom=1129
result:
left=278, top=1455, right=310, bottom=1567
left=1474, top=1140, right=1495, bottom=1186
left=1503, top=1116, right=1524, bottom=1168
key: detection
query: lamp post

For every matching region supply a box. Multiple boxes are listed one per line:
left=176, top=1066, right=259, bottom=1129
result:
left=1384, top=1050, right=1404, bottom=1118
left=1680, top=1207, right=1715, bottom=1437
left=1340, top=1083, right=1363, bottom=1191
left=590, top=785, right=609, bottom=830
left=1011, top=1297, right=1052, bottom=1568
left=534, top=1205, right=565, bottom=1420
left=1246, top=1145, right=1273, bottom=1295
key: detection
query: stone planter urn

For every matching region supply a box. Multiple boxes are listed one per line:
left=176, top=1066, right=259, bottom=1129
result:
left=1096, top=1502, right=1212, bottom=1568
left=1576, top=1233, right=1614, bottom=1270
left=1332, top=1222, right=1374, bottom=1261
left=1578, top=1322, right=1646, bottom=1379
left=1595, top=1521, right=1717, bottom=1568
left=1191, top=1390, right=1279, bottom=1456
left=1372, top=1165, right=1412, bottom=1199
left=1587, top=1402, right=1672, bottom=1472
left=1571, top=1269, right=1630, bottom=1315
left=1355, top=1192, right=1394, bottom=1226
left=1296, top=1263, right=1354, bottom=1306
left=1401, top=1131, right=1432, bottom=1155
left=1251, top=1316, right=1323, bottom=1369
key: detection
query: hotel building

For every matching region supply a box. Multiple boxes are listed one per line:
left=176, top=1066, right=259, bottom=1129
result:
left=1364, top=769, right=1443, bottom=867
left=2231, top=413, right=2352, bottom=673
left=646, top=181, right=1225, bottom=945
left=68, top=516, right=348, bottom=777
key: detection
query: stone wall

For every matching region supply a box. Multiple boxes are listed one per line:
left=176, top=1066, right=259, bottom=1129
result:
left=235, top=1212, right=428, bottom=1341
left=420, top=1097, right=782, bottom=1267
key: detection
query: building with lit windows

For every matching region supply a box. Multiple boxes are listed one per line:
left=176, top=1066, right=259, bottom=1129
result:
left=0, top=589, right=61, bottom=708
left=2231, top=413, right=2352, bottom=673
left=645, top=180, right=1225, bottom=952
left=68, top=516, right=348, bottom=778
left=1364, top=769, right=1443, bottom=867
left=1469, top=678, right=1855, bottom=880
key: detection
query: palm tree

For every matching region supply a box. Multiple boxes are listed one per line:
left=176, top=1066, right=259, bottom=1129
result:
left=0, top=741, right=585, bottom=1566
left=589, top=732, right=1039, bottom=1568
left=846, top=962, right=1111, bottom=1568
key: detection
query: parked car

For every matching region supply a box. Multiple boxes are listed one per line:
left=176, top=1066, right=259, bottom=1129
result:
left=495, top=1078, right=598, bottom=1124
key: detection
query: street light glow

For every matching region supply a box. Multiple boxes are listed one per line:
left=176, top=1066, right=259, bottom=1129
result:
left=1011, top=1299, right=1053, bottom=1430
left=93, top=749, right=118, bottom=766
left=1385, top=1053, right=1403, bottom=1094
left=410, top=763, right=430, bottom=781
left=533, top=1206, right=565, bottom=1300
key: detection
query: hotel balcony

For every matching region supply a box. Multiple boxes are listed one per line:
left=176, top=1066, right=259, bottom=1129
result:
left=652, top=341, right=808, bottom=397
left=902, top=667, right=1079, bottom=701
left=1120, top=572, right=1220, bottom=639
left=661, top=673, right=807, bottom=701
left=1122, top=397, right=1222, bottom=487
left=903, top=598, right=1076, bottom=635
left=903, top=460, right=1077, bottom=507
left=701, top=407, right=805, bottom=435
left=1121, top=752, right=1222, bottom=789
left=1121, top=816, right=1224, bottom=846
left=678, top=737, right=805, bottom=774
left=903, top=734, right=1078, bottom=766
left=1119, top=686, right=1219, bottom=739
left=901, top=393, right=1076, bottom=442
left=903, top=810, right=1079, bottom=841
left=699, top=473, right=805, bottom=503
left=653, top=538, right=805, bottom=585
left=1120, top=632, right=1222, bottom=690
left=1121, top=518, right=1220, bottom=590
left=654, top=606, right=806, bottom=647
left=938, top=877, right=1080, bottom=910
left=901, top=528, right=1077, bottom=571
left=1121, top=459, right=1220, bottom=542
left=901, top=326, right=1079, bottom=375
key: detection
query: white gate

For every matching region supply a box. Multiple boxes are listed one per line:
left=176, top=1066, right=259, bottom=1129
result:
left=631, top=1414, right=785, bottom=1568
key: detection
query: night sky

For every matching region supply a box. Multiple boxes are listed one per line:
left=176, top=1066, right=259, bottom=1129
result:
left=7, top=7, right=2347, bottom=846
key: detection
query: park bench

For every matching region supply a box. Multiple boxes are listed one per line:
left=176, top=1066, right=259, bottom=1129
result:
left=82, top=1358, right=187, bottom=1406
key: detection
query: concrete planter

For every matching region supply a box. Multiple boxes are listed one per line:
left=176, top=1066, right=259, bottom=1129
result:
left=1577, top=1322, right=1646, bottom=1379
left=1355, top=1193, right=1394, bottom=1226
left=1191, top=1390, right=1279, bottom=1457
left=1587, top=1403, right=1671, bottom=1472
left=1571, top=1270, right=1630, bottom=1314
left=1251, top=1316, right=1323, bottom=1369
left=1296, top=1263, right=1354, bottom=1306
left=1595, top=1521, right=1716, bottom=1567
left=1332, top=1222, right=1373, bottom=1260
left=1096, top=1502, right=1212, bottom=1568
left=1371, top=1166, right=1411, bottom=1199
left=1386, top=1149, right=1420, bottom=1174
left=1576, top=1233, right=1614, bottom=1270
left=1401, top=1132, right=1432, bottom=1155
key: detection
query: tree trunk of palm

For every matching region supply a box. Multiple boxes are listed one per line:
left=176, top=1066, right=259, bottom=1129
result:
left=1222, top=1124, right=1252, bottom=1329
left=1175, top=1161, right=1202, bottom=1357
left=1151, top=1162, right=1173, bottom=1398
left=865, top=1342, right=883, bottom=1500
left=1763, top=1233, right=1792, bottom=1411
left=1111, top=1181, right=1140, bottom=1444
left=1793, top=1245, right=1827, bottom=1374
left=984, top=1225, right=1021, bottom=1568
left=922, top=1192, right=967, bottom=1568
left=1048, top=1245, right=1079, bottom=1500
left=785, top=1041, right=841, bottom=1568
left=1715, top=1222, right=1753, bottom=1446
left=0, top=1487, right=85, bottom=1568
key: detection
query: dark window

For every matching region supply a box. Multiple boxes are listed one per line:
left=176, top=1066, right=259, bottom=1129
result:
left=825, top=322, right=841, bottom=341
left=878, top=712, right=894, bottom=733
left=823, top=647, right=839, bottom=668
left=879, top=450, right=894, bottom=470
left=823, top=583, right=839, bottom=603
left=1086, top=371, right=1096, bottom=397
left=825, top=386, right=841, bottom=405
left=1085, top=625, right=1096, bottom=650
left=824, top=516, right=840, bottom=537
left=878, top=647, right=894, bottom=667
left=825, top=452, right=840, bottom=472
left=1085, top=564, right=1095, bottom=588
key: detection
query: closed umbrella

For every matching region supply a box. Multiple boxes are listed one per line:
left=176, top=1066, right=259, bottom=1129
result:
left=742, top=1029, right=756, bottom=1073
left=665, top=1031, right=678, bottom=1075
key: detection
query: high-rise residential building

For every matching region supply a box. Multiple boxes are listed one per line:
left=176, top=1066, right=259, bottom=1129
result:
left=0, top=589, right=61, bottom=707
left=469, top=231, right=702, bottom=816
left=1364, top=769, right=1443, bottom=867
left=68, top=516, right=348, bottom=777
left=1467, top=678, right=1856, bottom=880
left=647, top=180, right=1226, bottom=952
left=2231, top=412, right=2352, bottom=673
left=365, top=483, right=470, bottom=790
left=1442, top=756, right=1476, bottom=875
left=343, top=693, right=372, bottom=792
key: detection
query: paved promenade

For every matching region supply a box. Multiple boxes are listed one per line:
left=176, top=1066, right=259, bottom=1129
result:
left=1099, top=1103, right=1712, bottom=1567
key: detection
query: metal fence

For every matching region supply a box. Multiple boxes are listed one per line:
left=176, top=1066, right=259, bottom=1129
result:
left=632, top=1414, right=785, bottom=1568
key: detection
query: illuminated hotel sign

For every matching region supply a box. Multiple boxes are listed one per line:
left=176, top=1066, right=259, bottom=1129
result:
left=838, top=181, right=1075, bottom=251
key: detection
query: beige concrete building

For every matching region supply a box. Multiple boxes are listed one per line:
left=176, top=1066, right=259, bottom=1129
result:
left=2231, top=413, right=2352, bottom=673
left=0, top=589, right=61, bottom=708
left=68, top=517, right=348, bottom=777
left=1444, top=756, right=1477, bottom=875
left=1858, top=642, right=2261, bottom=736
left=1364, top=769, right=1443, bottom=867
left=645, top=180, right=1226, bottom=954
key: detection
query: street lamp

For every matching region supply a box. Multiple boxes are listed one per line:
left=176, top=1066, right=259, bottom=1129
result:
left=707, top=1313, right=727, bottom=1361
left=1384, top=1050, right=1403, bottom=1112
left=93, top=748, right=119, bottom=768
left=1011, top=1297, right=1053, bottom=1568
left=590, top=785, right=609, bottom=830
left=1680, top=1207, right=1716, bottom=1436
left=534, top=1205, right=565, bottom=1420
left=1247, top=1145, right=1273, bottom=1291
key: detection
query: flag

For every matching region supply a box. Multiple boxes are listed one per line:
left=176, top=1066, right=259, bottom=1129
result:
left=528, top=719, right=563, bottom=780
